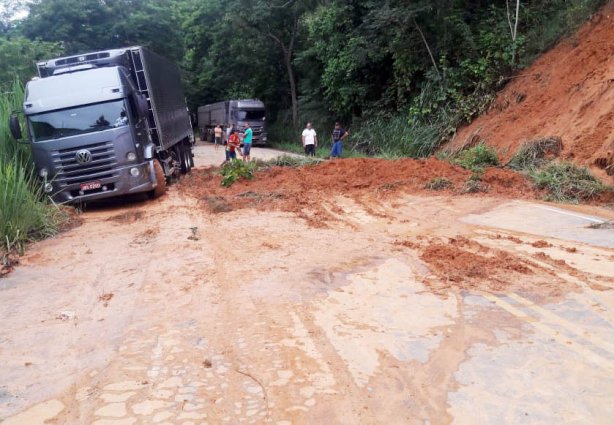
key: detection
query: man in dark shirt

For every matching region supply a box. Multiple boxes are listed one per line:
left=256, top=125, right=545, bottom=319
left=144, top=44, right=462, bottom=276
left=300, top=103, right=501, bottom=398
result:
left=330, top=122, right=349, bottom=159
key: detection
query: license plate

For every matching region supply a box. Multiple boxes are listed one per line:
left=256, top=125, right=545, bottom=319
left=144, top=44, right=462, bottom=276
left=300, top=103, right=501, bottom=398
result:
left=80, top=181, right=101, bottom=191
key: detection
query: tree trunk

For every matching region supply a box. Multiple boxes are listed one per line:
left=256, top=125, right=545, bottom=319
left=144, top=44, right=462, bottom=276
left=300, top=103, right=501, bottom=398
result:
left=266, top=15, right=299, bottom=128
left=413, top=18, right=440, bottom=79
left=285, top=51, right=298, bottom=128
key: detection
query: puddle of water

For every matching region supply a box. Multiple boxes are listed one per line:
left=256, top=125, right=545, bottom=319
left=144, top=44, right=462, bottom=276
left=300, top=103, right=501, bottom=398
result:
left=312, top=259, right=458, bottom=387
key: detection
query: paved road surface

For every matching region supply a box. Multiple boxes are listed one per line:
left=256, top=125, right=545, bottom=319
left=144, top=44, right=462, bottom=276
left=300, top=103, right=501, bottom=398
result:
left=1, top=146, right=613, bottom=424
left=193, top=141, right=301, bottom=167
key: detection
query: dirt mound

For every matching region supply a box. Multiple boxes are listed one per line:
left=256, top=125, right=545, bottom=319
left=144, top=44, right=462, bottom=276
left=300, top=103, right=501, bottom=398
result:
left=448, top=4, right=614, bottom=182
left=179, top=158, right=536, bottom=224
left=416, top=237, right=574, bottom=297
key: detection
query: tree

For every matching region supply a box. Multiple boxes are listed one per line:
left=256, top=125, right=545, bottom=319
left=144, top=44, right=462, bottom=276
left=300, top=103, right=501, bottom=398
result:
left=237, top=0, right=306, bottom=128
left=21, top=0, right=181, bottom=57
left=0, top=36, right=62, bottom=90
left=506, top=0, right=521, bottom=64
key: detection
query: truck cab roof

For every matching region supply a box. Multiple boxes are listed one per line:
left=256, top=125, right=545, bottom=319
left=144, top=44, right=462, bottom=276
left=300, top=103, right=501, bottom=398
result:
left=25, top=67, right=127, bottom=115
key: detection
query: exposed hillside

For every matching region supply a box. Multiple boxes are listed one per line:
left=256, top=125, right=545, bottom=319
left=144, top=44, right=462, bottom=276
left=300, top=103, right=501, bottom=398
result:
left=449, top=3, right=614, bottom=183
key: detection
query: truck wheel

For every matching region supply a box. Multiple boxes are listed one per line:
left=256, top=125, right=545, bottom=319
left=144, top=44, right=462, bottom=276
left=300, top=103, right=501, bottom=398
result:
left=186, top=142, right=195, bottom=168
left=149, top=160, right=167, bottom=199
left=173, top=145, right=186, bottom=174
left=183, top=142, right=193, bottom=171
left=177, top=144, right=189, bottom=174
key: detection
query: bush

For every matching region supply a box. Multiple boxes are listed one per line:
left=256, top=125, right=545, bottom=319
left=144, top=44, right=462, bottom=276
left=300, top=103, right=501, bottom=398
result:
left=530, top=162, right=608, bottom=203
left=220, top=160, right=257, bottom=187
left=451, top=142, right=499, bottom=171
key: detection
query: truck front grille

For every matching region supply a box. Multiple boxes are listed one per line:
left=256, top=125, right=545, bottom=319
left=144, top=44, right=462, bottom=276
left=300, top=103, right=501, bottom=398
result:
left=52, top=141, right=119, bottom=186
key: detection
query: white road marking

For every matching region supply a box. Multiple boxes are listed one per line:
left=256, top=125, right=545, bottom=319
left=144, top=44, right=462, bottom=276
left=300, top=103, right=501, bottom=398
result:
left=533, top=205, right=604, bottom=223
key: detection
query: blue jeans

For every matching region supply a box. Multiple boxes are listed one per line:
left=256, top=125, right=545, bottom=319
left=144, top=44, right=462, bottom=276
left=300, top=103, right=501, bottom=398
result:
left=330, top=141, right=343, bottom=158
left=243, top=143, right=252, bottom=156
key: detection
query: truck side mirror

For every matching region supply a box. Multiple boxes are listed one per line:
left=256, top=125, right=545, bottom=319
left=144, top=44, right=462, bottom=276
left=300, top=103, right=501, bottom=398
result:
left=9, top=115, right=23, bottom=140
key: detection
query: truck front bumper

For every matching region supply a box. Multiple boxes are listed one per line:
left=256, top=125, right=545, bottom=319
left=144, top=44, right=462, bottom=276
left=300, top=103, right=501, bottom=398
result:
left=49, top=161, right=156, bottom=204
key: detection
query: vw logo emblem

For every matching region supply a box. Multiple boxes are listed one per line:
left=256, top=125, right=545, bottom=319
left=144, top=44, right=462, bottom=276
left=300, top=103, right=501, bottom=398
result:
left=75, top=149, right=92, bottom=164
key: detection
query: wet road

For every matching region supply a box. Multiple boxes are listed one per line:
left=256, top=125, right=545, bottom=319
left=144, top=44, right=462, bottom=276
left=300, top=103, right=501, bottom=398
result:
left=1, top=148, right=613, bottom=424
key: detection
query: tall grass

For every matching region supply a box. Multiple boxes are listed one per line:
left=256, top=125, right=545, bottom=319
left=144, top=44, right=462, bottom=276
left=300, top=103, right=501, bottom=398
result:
left=1, top=79, right=63, bottom=254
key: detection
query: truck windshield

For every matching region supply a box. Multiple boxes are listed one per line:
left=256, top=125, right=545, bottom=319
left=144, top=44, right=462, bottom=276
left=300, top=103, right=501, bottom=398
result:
left=29, top=100, right=128, bottom=142
left=236, top=109, right=265, bottom=121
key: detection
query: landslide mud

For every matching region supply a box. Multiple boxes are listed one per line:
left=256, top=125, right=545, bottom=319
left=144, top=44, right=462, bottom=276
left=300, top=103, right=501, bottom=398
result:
left=178, top=157, right=538, bottom=225
left=415, top=236, right=575, bottom=297
left=450, top=4, right=614, bottom=181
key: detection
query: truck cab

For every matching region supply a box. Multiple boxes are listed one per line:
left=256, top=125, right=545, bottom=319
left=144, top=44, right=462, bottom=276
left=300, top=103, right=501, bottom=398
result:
left=25, top=65, right=155, bottom=203
left=11, top=46, right=193, bottom=204
left=198, top=99, right=268, bottom=145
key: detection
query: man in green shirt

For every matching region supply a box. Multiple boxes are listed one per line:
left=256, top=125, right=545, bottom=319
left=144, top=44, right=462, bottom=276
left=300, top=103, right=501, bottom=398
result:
left=242, top=124, right=253, bottom=162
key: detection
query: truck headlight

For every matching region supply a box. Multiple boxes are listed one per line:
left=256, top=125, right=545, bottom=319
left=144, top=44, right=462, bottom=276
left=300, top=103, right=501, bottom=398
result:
left=126, top=152, right=137, bottom=161
left=44, top=183, right=53, bottom=193
left=130, top=167, right=140, bottom=177
left=39, top=168, right=48, bottom=178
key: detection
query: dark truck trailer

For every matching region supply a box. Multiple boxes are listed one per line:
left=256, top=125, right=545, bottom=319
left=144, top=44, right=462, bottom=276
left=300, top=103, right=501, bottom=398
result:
left=10, top=46, right=194, bottom=204
left=198, top=99, right=267, bottom=145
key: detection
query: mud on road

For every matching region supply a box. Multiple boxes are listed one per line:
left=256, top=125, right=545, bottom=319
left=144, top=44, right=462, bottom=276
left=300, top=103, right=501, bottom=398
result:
left=1, top=144, right=614, bottom=424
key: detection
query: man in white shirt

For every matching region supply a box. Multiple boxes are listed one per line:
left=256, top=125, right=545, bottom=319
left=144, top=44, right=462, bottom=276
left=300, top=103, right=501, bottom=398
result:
left=301, top=122, right=318, bottom=156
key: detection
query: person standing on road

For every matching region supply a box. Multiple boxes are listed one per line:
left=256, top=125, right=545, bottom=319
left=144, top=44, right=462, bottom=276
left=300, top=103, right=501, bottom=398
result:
left=302, top=122, right=318, bottom=156
left=242, top=123, right=253, bottom=162
left=225, top=123, right=232, bottom=144
left=214, top=124, right=223, bottom=151
left=330, top=122, right=349, bottom=159
left=226, top=129, right=241, bottom=162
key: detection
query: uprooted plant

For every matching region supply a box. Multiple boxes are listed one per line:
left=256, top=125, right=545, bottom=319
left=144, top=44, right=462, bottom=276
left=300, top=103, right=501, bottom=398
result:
left=507, top=137, right=563, bottom=170
left=449, top=142, right=499, bottom=172
left=530, top=162, right=610, bottom=203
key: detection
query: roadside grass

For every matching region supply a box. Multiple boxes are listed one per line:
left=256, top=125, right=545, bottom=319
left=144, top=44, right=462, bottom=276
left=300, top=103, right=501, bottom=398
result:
left=529, top=162, right=610, bottom=203
left=350, top=114, right=445, bottom=158
left=269, top=140, right=367, bottom=159
left=1, top=79, right=65, bottom=257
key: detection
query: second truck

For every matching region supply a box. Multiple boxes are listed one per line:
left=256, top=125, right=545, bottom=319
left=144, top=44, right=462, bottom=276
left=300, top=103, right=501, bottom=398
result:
left=9, top=46, right=194, bottom=204
left=198, top=99, right=267, bottom=145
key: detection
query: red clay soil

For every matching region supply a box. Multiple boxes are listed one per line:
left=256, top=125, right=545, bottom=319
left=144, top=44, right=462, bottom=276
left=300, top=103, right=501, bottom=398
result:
left=178, top=157, right=537, bottom=222
left=448, top=3, right=614, bottom=182
left=417, top=237, right=575, bottom=297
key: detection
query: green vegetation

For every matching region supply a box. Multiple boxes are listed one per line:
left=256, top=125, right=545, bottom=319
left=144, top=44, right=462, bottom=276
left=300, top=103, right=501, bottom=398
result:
left=1, top=0, right=605, bottom=158
left=221, top=155, right=322, bottom=187
left=257, top=155, right=322, bottom=168
left=0, top=80, right=64, bottom=255
left=220, top=160, right=257, bottom=187
left=425, top=177, right=453, bottom=191
left=461, top=171, right=490, bottom=194
left=450, top=143, right=499, bottom=171
left=530, top=162, right=610, bottom=203
left=507, top=137, right=563, bottom=171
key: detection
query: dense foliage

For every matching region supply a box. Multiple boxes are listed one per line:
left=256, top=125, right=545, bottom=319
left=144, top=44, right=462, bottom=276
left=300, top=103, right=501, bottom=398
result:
left=0, top=0, right=605, bottom=153
left=0, top=80, right=64, bottom=254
